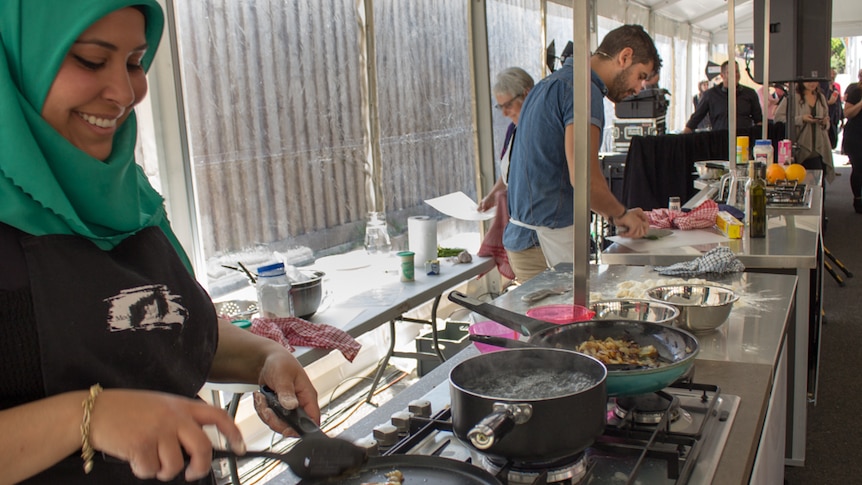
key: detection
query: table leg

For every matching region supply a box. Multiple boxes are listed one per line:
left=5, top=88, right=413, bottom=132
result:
left=365, top=320, right=398, bottom=404
left=226, top=392, right=244, bottom=484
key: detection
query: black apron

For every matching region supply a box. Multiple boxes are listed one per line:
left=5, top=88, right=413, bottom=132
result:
left=19, top=226, right=218, bottom=484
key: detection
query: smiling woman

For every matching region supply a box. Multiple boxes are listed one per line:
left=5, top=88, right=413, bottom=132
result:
left=0, top=1, right=321, bottom=483
left=40, top=9, right=149, bottom=161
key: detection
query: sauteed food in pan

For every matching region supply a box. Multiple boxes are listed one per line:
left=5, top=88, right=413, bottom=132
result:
left=576, top=336, right=659, bottom=367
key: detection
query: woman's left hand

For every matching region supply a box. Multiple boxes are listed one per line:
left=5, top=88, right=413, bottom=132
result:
left=252, top=351, right=320, bottom=436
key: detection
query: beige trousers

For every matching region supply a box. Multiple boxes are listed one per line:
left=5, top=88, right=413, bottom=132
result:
left=506, top=246, right=549, bottom=283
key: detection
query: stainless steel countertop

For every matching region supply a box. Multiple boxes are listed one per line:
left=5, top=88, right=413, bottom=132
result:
left=604, top=171, right=823, bottom=269
left=312, top=264, right=794, bottom=485
left=492, top=264, right=794, bottom=369
left=602, top=212, right=820, bottom=269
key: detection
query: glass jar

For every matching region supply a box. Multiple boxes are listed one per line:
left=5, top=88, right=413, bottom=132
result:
left=364, top=211, right=392, bottom=255
left=256, top=262, right=294, bottom=318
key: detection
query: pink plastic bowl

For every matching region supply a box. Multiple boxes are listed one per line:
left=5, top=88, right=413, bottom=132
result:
left=525, top=304, right=596, bottom=325
left=468, top=320, right=519, bottom=353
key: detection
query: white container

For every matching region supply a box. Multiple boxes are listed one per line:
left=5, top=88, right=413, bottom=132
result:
left=256, top=262, right=293, bottom=318
left=753, top=140, right=774, bottom=166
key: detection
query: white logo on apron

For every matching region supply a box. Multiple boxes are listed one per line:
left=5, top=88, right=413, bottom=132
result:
left=104, top=284, right=188, bottom=331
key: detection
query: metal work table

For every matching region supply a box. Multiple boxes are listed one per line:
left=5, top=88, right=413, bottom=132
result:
left=601, top=172, right=823, bottom=467
left=307, top=265, right=794, bottom=485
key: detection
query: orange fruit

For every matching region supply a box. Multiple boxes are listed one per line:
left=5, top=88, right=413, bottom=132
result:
left=785, top=164, right=807, bottom=182
left=766, top=163, right=786, bottom=184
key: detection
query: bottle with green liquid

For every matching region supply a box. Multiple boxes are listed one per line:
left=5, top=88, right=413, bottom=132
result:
left=745, top=161, right=767, bottom=238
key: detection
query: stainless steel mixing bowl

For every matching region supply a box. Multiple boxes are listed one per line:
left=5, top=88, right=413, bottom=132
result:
left=694, top=161, right=728, bottom=180
left=646, top=284, right=739, bottom=333
left=291, top=270, right=325, bottom=318
left=589, top=299, right=680, bottom=325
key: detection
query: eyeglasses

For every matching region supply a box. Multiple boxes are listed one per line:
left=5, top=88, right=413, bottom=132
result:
left=494, top=94, right=522, bottom=111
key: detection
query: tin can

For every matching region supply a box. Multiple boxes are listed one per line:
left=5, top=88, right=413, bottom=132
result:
left=778, top=139, right=792, bottom=166
left=397, top=251, right=415, bottom=282
left=425, top=259, right=440, bottom=275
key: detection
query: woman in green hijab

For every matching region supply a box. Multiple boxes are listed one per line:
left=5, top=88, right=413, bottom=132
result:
left=0, top=2, right=319, bottom=483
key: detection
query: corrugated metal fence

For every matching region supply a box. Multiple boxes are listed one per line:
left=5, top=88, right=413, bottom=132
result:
left=174, top=0, right=477, bottom=258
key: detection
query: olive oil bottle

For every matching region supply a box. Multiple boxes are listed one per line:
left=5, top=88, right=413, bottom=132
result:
left=745, top=161, right=767, bottom=238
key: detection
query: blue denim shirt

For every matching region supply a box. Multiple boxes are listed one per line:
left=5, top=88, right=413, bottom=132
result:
left=503, top=58, right=608, bottom=251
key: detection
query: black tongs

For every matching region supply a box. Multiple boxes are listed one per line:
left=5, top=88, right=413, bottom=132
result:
left=247, top=385, right=367, bottom=479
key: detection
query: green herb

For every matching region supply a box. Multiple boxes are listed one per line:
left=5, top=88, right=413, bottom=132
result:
left=437, top=247, right=464, bottom=257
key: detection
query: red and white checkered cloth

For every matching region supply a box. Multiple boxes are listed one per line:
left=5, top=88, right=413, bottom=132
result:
left=647, top=199, right=718, bottom=230
left=250, top=317, right=361, bottom=362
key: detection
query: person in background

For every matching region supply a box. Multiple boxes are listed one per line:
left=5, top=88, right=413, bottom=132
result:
left=757, top=82, right=785, bottom=124
left=775, top=81, right=835, bottom=183
left=843, top=68, right=862, bottom=103
left=505, top=24, right=659, bottom=267
left=683, top=60, right=763, bottom=134
left=692, top=79, right=712, bottom=131
left=0, top=1, right=319, bottom=483
left=843, top=73, right=862, bottom=213
left=824, top=69, right=843, bottom=149
left=477, top=68, right=547, bottom=282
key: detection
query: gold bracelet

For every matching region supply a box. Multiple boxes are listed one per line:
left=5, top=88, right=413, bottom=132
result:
left=80, top=384, right=103, bottom=474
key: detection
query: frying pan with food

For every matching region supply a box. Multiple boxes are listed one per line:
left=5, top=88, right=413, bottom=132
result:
left=448, top=291, right=699, bottom=396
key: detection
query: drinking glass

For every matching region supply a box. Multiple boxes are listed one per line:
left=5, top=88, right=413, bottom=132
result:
left=364, top=212, right=391, bottom=254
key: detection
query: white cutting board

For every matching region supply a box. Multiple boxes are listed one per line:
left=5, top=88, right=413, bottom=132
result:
left=608, top=228, right=729, bottom=252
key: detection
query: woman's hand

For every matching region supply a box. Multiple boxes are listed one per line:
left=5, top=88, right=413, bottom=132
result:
left=90, top=389, right=245, bottom=482
left=252, top=350, right=320, bottom=436
left=802, top=113, right=820, bottom=124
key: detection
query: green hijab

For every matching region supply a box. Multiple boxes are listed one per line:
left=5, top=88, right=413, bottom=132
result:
left=0, top=0, right=192, bottom=272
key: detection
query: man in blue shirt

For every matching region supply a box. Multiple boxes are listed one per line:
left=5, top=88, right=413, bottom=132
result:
left=505, top=24, right=659, bottom=267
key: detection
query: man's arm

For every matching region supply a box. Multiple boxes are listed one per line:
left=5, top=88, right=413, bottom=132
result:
left=565, top=124, right=648, bottom=238
left=683, top=91, right=710, bottom=134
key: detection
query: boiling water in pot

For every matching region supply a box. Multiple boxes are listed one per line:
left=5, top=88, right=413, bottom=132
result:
left=459, top=369, right=594, bottom=399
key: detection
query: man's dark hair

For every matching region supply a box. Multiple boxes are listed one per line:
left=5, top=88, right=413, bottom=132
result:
left=596, top=24, right=662, bottom=74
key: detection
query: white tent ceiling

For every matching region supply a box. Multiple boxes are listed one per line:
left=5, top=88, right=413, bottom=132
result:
left=632, top=0, right=861, bottom=44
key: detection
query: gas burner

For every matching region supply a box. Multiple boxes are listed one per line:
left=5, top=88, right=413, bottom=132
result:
left=613, top=392, right=685, bottom=425
left=483, top=452, right=588, bottom=484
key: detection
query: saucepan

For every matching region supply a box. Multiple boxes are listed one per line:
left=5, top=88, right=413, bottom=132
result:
left=212, top=386, right=502, bottom=484
left=449, top=291, right=699, bottom=397
left=449, top=347, right=607, bottom=463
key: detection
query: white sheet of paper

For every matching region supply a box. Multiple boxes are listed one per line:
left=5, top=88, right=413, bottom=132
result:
left=607, top=229, right=729, bottom=252
left=424, top=191, right=495, bottom=221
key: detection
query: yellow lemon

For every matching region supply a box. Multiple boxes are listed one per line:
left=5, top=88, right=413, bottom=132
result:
left=785, top=164, right=807, bottom=182
left=766, top=163, right=786, bottom=184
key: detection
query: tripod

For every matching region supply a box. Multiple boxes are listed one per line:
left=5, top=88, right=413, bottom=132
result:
left=823, top=246, right=853, bottom=287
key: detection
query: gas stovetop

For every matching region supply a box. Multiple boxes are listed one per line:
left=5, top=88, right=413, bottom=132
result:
left=353, top=380, right=738, bottom=485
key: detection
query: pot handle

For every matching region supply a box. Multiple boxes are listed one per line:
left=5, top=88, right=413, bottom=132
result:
left=448, top=291, right=553, bottom=336
left=468, top=334, right=537, bottom=349
left=467, top=402, right=533, bottom=450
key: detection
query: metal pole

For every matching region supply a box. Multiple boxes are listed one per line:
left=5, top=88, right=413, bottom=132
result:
left=571, top=1, right=591, bottom=307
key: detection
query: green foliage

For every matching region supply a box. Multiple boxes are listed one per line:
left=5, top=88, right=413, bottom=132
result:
left=831, top=38, right=846, bottom=73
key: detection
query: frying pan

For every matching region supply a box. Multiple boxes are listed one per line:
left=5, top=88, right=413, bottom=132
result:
left=448, top=291, right=698, bottom=396
left=254, top=385, right=502, bottom=484
left=211, top=451, right=501, bottom=484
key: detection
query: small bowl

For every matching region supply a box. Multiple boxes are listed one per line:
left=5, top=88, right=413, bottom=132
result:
left=468, top=321, right=519, bottom=353
left=589, top=299, right=680, bottom=325
left=525, top=304, right=596, bottom=324
left=646, top=284, right=739, bottom=333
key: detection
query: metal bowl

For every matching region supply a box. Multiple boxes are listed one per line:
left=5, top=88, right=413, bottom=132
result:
left=646, top=284, right=739, bottom=333
left=291, top=270, right=325, bottom=319
left=694, top=161, right=728, bottom=180
left=589, top=299, right=680, bottom=325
